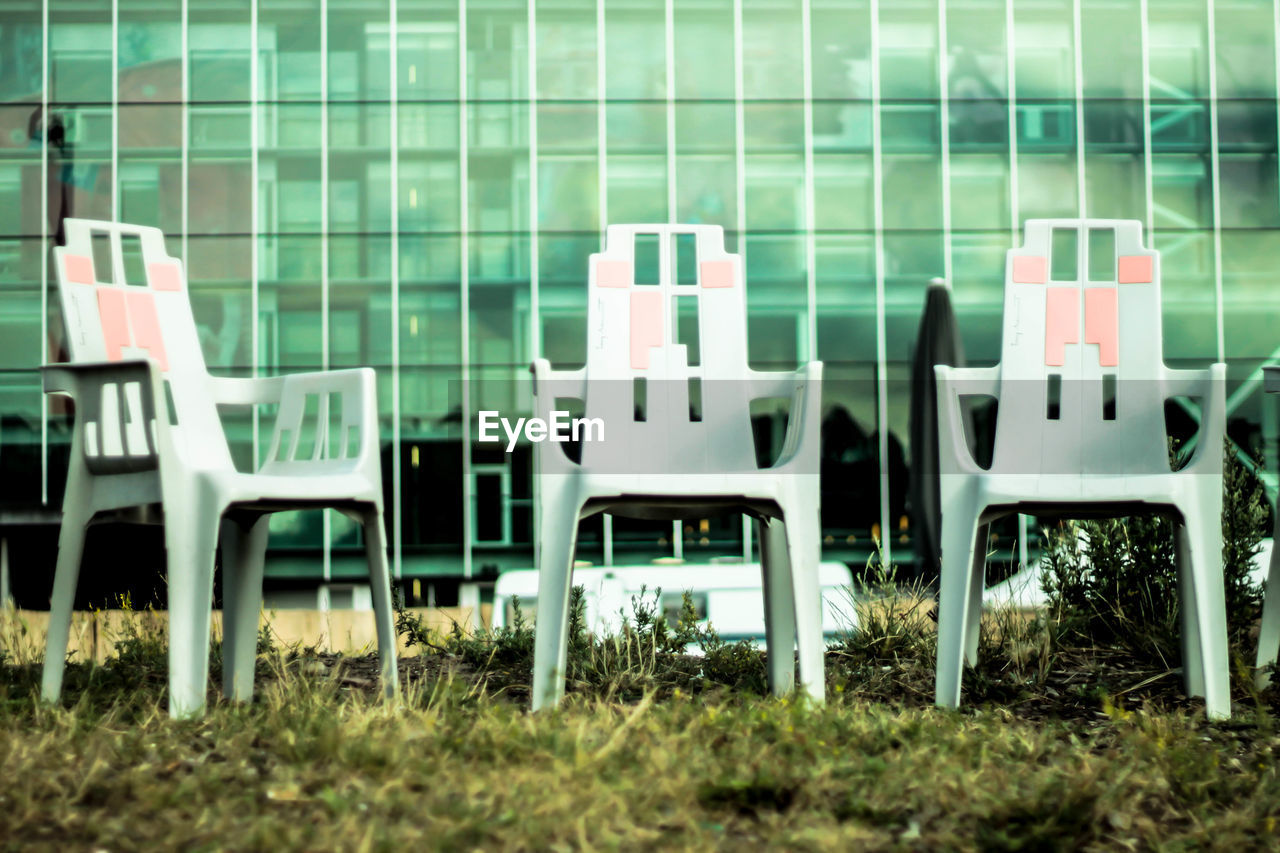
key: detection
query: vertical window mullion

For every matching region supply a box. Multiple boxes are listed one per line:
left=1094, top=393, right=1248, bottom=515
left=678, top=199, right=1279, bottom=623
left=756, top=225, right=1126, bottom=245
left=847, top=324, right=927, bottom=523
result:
left=1006, top=0, right=1019, bottom=237
left=1208, top=0, right=1225, bottom=362
left=871, top=0, right=891, bottom=568
left=801, top=0, right=816, bottom=360
left=938, top=0, right=953, bottom=286
left=459, top=0, right=473, bottom=580
left=40, top=0, right=50, bottom=506
left=390, top=0, right=402, bottom=579
left=1141, top=0, right=1154, bottom=236
left=1073, top=0, right=1086, bottom=219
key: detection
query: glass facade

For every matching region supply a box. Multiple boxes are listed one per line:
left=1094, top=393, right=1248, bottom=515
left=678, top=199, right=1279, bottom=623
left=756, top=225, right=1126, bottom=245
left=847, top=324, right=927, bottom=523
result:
left=1, top=0, right=1279, bottom=597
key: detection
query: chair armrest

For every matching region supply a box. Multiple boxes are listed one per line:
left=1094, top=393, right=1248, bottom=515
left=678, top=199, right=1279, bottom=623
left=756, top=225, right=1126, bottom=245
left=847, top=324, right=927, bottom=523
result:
left=769, top=362, right=823, bottom=471
left=529, top=359, right=587, bottom=472
left=42, top=360, right=175, bottom=473
left=1264, top=365, right=1280, bottom=394
left=43, top=359, right=157, bottom=397
left=530, top=359, right=587, bottom=406
left=278, top=367, right=375, bottom=396
left=207, top=375, right=288, bottom=406
left=530, top=359, right=588, bottom=424
left=1164, top=363, right=1227, bottom=473
left=1163, top=363, right=1225, bottom=401
left=935, top=364, right=1001, bottom=398
left=262, top=368, right=381, bottom=470
left=746, top=365, right=816, bottom=401
left=935, top=364, right=1001, bottom=475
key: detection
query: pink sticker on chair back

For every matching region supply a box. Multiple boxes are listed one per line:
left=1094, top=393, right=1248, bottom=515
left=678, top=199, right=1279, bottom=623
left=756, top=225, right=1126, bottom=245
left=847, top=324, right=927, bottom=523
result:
left=64, top=254, right=95, bottom=284
left=1084, top=288, right=1119, bottom=367
left=97, top=287, right=131, bottom=362
left=630, top=291, right=663, bottom=369
left=700, top=260, right=734, bottom=288
left=1012, top=256, right=1047, bottom=284
left=597, top=260, right=632, bottom=288
left=95, top=288, right=171, bottom=371
left=1044, top=287, right=1079, bottom=367
left=1117, top=255, right=1152, bottom=284
left=125, top=291, right=170, bottom=371
left=147, top=262, right=183, bottom=291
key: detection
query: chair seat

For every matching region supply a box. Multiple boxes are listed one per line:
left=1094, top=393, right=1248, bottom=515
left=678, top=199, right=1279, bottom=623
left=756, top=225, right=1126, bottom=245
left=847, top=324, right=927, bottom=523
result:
left=968, top=470, right=1202, bottom=517
left=576, top=473, right=817, bottom=522
left=569, top=468, right=812, bottom=503
left=206, top=465, right=381, bottom=511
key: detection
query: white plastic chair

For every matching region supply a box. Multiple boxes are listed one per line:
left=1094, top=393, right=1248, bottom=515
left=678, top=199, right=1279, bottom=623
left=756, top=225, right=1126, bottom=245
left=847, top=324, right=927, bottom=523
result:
left=530, top=224, right=824, bottom=710
left=1254, top=366, right=1280, bottom=687
left=934, top=218, right=1230, bottom=719
left=43, top=218, right=398, bottom=718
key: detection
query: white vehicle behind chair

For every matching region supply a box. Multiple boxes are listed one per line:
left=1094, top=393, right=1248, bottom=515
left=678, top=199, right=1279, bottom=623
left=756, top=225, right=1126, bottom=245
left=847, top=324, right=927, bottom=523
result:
left=492, top=562, right=857, bottom=652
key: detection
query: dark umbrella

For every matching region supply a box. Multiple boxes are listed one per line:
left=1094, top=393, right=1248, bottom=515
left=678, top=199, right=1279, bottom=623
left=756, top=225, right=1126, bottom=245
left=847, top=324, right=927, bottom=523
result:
left=908, top=278, right=969, bottom=585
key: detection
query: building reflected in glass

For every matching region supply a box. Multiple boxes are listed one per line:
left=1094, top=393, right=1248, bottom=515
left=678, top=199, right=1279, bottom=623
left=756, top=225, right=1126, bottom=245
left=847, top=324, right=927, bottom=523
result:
left=1, top=0, right=1278, bottom=604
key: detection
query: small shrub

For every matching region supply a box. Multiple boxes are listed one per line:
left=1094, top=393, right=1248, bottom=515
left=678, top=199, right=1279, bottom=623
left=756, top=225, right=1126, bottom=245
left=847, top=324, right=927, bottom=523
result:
left=393, top=591, right=436, bottom=651
left=567, top=585, right=590, bottom=663
left=0, top=606, right=39, bottom=668
left=697, top=626, right=768, bottom=692
left=394, top=588, right=535, bottom=673
left=1042, top=440, right=1266, bottom=665
left=393, top=584, right=765, bottom=699
left=258, top=620, right=277, bottom=655
left=826, top=555, right=939, bottom=701
left=1221, top=438, right=1267, bottom=644
left=567, top=585, right=702, bottom=697
left=108, top=593, right=168, bottom=673
left=834, top=556, right=934, bottom=666
left=1042, top=515, right=1182, bottom=665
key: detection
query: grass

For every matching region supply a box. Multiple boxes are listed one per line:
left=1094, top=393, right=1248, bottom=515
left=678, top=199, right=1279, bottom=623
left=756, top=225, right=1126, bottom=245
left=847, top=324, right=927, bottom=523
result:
left=3, top=582, right=1280, bottom=851
left=0, top=589, right=1274, bottom=845
left=6, top=680, right=1280, bottom=851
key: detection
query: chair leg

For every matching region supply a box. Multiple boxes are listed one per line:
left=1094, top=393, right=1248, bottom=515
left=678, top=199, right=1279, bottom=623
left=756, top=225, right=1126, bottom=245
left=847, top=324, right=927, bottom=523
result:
left=219, top=518, right=240, bottom=696
left=1175, top=521, right=1205, bottom=699
left=784, top=509, right=825, bottom=704
left=41, top=506, right=90, bottom=705
left=964, top=523, right=990, bottom=668
left=361, top=508, right=399, bottom=700
left=757, top=517, right=796, bottom=696
left=164, top=490, right=222, bottom=719
left=1181, top=501, right=1231, bottom=721
left=220, top=515, right=269, bottom=702
left=531, top=488, right=580, bottom=712
left=1255, top=512, right=1280, bottom=688
left=935, top=500, right=983, bottom=710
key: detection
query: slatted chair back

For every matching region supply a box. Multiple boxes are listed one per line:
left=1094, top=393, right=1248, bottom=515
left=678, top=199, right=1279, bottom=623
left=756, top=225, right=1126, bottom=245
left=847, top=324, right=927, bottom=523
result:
left=579, top=223, right=760, bottom=474
left=54, top=219, right=232, bottom=473
left=993, top=218, right=1168, bottom=477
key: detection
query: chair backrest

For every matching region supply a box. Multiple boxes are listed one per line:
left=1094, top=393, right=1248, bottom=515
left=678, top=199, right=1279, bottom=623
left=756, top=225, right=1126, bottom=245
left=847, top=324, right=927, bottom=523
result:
left=54, top=218, right=232, bottom=470
left=576, top=224, right=760, bottom=473
left=992, top=218, right=1169, bottom=476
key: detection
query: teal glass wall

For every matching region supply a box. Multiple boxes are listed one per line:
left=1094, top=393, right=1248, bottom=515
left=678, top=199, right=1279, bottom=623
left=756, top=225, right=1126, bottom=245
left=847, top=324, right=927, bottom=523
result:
left=2, top=0, right=1279, bottom=589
